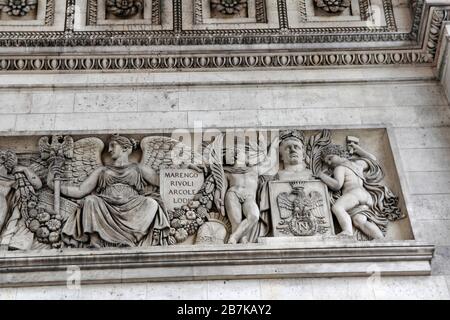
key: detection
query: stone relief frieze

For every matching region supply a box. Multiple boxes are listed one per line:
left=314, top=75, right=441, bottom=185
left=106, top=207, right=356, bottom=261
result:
left=0, top=129, right=407, bottom=251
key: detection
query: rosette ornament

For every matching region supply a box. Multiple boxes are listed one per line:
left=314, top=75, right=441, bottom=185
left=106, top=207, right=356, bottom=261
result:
left=314, top=0, right=351, bottom=13
left=106, top=0, right=144, bottom=18
left=0, top=0, right=37, bottom=17
left=210, top=0, right=248, bottom=15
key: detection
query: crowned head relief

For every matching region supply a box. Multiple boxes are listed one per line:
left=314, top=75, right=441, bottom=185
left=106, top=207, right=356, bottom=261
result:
left=277, top=129, right=313, bottom=181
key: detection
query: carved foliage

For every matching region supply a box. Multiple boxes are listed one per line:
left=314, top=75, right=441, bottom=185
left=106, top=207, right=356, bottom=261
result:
left=314, top=0, right=350, bottom=14
left=210, top=0, right=248, bottom=16
left=106, top=0, right=144, bottom=18
left=0, top=0, right=37, bottom=17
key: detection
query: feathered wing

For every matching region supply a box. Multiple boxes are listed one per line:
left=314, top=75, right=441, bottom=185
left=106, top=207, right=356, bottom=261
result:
left=306, top=129, right=332, bottom=175
left=63, top=137, right=104, bottom=186
left=277, top=192, right=294, bottom=219
left=308, top=191, right=325, bottom=219
left=140, top=136, right=203, bottom=173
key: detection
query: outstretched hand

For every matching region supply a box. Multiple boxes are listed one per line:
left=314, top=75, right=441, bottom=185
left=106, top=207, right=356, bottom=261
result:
left=186, top=163, right=204, bottom=174
left=347, top=141, right=361, bottom=153
left=313, top=169, right=328, bottom=180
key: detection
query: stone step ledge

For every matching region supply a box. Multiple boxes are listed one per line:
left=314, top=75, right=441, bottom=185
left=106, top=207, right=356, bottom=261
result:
left=0, top=240, right=434, bottom=288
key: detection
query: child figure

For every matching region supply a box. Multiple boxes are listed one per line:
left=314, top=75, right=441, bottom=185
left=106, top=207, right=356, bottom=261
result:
left=316, top=142, right=385, bottom=239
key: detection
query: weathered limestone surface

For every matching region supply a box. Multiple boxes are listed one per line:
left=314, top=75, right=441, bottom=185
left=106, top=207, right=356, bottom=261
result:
left=1, top=0, right=450, bottom=300
left=1, top=276, right=449, bottom=300
left=0, top=65, right=449, bottom=298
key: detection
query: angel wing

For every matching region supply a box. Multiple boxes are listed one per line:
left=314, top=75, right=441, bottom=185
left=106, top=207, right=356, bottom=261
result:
left=140, top=136, right=203, bottom=173
left=306, top=129, right=332, bottom=175
left=277, top=192, right=294, bottom=219
left=62, top=137, right=104, bottom=186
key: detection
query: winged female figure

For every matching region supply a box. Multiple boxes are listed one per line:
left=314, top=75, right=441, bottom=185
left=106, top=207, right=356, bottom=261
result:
left=48, top=134, right=173, bottom=248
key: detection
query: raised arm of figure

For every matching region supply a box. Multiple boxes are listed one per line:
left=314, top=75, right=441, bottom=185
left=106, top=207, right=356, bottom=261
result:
left=257, top=135, right=279, bottom=176
left=351, top=142, right=377, bottom=161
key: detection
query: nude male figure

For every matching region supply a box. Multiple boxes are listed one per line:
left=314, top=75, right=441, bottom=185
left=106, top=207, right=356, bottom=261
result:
left=223, top=148, right=260, bottom=244
left=215, top=135, right=278, bottom=244
left=316, top=143, right=384, bottom=239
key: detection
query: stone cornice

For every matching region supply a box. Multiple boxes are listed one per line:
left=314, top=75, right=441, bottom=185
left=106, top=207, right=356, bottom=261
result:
left=0, top=1, right=448, bottom=72
left=0, top=0, right=422, bottom=46
left=0, top=241, right=435, bottom=287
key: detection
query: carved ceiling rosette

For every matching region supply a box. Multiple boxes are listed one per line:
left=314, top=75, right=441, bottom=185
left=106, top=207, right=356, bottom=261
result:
left=106, top=0, right=144, bottom=18
left=314, top=0, right=351, bottom=13
left=210, top=0, right=248, bottom=15
left=0, top=0, right=37, bottom=16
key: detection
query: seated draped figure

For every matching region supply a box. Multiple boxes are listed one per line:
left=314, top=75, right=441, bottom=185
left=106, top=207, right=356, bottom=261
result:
left=47, top=134, right=171, bottom=248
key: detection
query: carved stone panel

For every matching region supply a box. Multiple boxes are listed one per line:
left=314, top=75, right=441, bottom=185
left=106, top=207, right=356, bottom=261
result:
left=287, top=0, right=396, bottom=30
left=308, top=0, right=361, bottom=22
left=314, top=0, right=351, bottom=14
left=193, top=0, right=267, bottom=24
left=160, top=168, right=205, bottom=211
left=105, top=0, right=145, bottom=20
left=0, top=0, right=38, bottom=19
left=186, top=0, right=275, bottom=31
left=77, top=0, right=168, bottom=31
left=0, top=0, right=62, bottom=30
left=0, top=128, right=412, bottom=252
left=269, top=180, right=334, bottom=238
